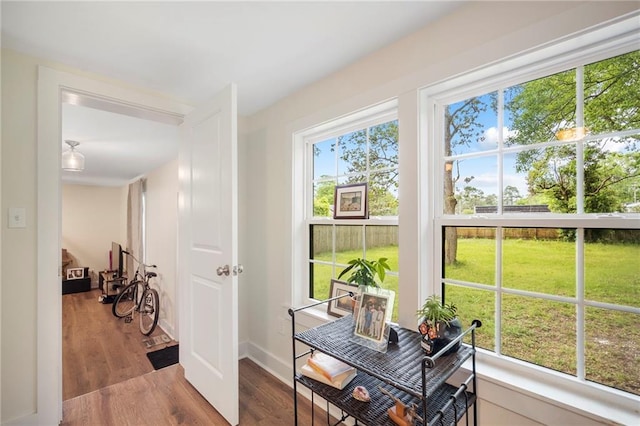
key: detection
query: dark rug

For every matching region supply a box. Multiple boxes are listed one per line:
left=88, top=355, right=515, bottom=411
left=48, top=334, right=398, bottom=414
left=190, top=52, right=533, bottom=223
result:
left=147, top=345, right=179, bottom=370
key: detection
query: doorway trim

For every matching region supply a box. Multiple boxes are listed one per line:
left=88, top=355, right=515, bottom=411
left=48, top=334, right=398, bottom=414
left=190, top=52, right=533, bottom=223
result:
left=37, top=66, right=191, bottom=424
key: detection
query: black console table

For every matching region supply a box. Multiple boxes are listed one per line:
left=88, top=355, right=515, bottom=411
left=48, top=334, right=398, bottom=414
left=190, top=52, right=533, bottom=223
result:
left=289, top=296, right=480, bottom=425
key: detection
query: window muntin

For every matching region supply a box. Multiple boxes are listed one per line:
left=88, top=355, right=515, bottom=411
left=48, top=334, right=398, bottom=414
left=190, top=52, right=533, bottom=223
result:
left=443, top=50, right=640, bottom=217
left=442, top=226, right=639, bottom=395
left=434, top=49, right=639, bottom=397
left=306, top=111, right=399, bottom=320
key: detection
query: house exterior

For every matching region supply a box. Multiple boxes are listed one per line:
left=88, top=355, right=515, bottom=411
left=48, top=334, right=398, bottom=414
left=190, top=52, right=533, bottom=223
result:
left=2, top=2, right=639, bottom=424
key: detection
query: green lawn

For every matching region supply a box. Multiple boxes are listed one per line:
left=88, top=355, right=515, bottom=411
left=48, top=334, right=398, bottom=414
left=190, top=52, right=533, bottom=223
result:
left=313, top=238, right=640, bottom=396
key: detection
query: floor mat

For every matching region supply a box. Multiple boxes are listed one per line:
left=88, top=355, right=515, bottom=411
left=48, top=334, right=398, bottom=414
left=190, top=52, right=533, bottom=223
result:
left=142, top=334, right=171, bottom=349
left=146, top=345, right=179, bottom=370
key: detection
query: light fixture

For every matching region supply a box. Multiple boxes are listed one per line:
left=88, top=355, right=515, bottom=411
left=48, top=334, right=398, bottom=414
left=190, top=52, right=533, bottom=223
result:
left=61, top=140, right=85, bottom=172
left=555, top=127, right=587, bottom=141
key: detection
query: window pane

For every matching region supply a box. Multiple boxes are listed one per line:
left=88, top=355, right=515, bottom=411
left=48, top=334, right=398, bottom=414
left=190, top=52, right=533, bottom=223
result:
left=446, top=93, right=497, bottom=155
left=584, top=138, right=640, bottom=214
left=505, top=69, right=576, bottom=145
left=503, top=152, right=533, bottom=209
left=369, top=170, right=399, bottom=216
left=584, top=50, right=640, bottom=134
left=365, top=226, right=398, bottom=272
left=585, top=307, right=640, bottom=396
left=337, top=129, right=366, bottom=176
left=443, top=227, right=495, bottom=285
left=449, top=155, right=498, bottom=215
left=525, top=145, right=578, bottom=213
left=368, top=120, right=399, bottom=171
left=313, top=181, right=335, bottom=218
left=310, top=262, right=333, bottom=300
left=335, top=225, right=363, bottom=265
left=338, top=174, right=366, bottom=186
left=313, top=137, right=336, bottom=180
left=311, top=225, right=333, bottom=261
left=502, top=295, right=576, bottom=375
left=445, top=284, right=495, bottom=352
left=502, top=229, right=575, bottom=296
left=585, top=229, right=640, bottom=308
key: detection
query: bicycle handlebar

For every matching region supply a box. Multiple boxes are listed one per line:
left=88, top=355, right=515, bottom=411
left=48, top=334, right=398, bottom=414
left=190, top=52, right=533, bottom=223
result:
left=122, top=250, right=156, bottom=270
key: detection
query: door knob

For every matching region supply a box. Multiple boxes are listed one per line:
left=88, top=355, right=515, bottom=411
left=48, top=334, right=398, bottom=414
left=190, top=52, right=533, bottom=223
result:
left=233, top=264, right=244, bottom=275
left=216, top=265, right=230, bottom=276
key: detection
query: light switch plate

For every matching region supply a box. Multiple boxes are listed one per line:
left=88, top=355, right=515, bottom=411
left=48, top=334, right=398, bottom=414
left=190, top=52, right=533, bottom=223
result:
left=8, top=207, right=26, bottom=228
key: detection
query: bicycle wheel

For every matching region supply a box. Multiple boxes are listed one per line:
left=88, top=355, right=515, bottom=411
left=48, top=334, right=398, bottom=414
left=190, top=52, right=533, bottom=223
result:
left=139, top=288, right=159, bottom=336
left=112, top=281, right=142, bottom=318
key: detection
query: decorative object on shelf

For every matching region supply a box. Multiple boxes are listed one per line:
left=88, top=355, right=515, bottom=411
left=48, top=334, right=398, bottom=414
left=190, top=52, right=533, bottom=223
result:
left=61, top=140, right=85, bottom=171
left=333, top=182, right=368, bottom=219
left=327, top=279, right=359, bottom=317
left=338, top=257, right=391, bottom=288
left=352, top=286, right=395, bottom=353
left=352, top=385, right=370, bottom=402
left=66, top=267, right=85, bottom=280
left=378, top=385, right=423, bottom=426
left=416, top=295, right=462, bottom=356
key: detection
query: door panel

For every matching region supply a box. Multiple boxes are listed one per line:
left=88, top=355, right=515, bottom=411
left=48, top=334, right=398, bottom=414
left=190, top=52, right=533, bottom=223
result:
left=179, top=84, right=238, bottom=425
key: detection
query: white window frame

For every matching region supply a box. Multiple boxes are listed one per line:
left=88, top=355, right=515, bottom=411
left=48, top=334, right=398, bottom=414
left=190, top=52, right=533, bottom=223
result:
left=292, top=99, right=399, bottom=313
left=419, top=17, right=640, bottom=422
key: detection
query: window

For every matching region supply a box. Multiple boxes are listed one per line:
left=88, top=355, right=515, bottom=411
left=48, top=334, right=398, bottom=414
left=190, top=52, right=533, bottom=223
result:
left=430, top=49, right=639, bottom=396
left=303, top=103, right=400, bottom=320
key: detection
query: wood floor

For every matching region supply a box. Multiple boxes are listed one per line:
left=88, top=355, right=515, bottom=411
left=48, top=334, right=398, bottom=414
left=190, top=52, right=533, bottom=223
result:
left=62, top=289, right=332, bottom=425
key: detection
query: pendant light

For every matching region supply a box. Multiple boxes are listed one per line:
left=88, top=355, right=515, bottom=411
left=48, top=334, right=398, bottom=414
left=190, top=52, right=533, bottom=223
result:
left=61, top=140, right=85, bottom=171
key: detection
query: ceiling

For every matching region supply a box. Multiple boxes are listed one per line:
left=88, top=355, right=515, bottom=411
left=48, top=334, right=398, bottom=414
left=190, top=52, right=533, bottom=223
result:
left=2, top=1, right=465, bottom=186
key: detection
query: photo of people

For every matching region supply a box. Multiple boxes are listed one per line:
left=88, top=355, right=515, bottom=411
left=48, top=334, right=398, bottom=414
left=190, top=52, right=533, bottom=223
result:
left=66, top=267, right=84, bottom=280
left=354, top=294, right=388, bottom=342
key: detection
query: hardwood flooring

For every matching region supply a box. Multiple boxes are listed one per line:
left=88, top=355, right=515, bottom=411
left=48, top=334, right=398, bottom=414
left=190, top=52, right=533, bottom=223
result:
left=62, top=289, right=333, bottom=425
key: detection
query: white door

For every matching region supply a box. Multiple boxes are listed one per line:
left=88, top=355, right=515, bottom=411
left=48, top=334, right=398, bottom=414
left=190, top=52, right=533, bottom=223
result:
left=178, top=84, right=239, bottom=425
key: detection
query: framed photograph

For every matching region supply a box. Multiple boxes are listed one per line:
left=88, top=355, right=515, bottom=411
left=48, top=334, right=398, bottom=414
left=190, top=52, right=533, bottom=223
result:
left=351, top=286, right=395, bottom=353
left=66, top=267, right=84, bottom=280
left=333, top=183, right=368, bottom=219
left=327, top=279, right=359, bottom=317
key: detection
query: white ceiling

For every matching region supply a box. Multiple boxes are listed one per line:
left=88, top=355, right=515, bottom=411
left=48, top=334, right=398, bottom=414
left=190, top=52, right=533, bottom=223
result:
left=2, top=1, right=465, bottom=186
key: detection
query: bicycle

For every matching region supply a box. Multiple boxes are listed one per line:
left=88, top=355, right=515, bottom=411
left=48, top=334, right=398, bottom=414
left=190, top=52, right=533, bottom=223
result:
left=112, top=251, right=160, bottom=336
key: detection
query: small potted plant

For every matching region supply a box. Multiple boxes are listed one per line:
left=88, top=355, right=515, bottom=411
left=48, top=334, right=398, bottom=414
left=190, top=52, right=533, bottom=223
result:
left=416, top=295, right=462, bottom=356
left=337, top=257, right=391, bottom=288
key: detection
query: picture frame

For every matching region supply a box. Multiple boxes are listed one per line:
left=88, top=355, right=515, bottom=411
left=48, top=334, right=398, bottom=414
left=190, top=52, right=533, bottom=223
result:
left=351, top=286, right=395, bottom=353
left=333, top=183, right=368, bottom=219
left=327, top=279, right=359, bottom=317
left=66, top=267, right=84, bottom=280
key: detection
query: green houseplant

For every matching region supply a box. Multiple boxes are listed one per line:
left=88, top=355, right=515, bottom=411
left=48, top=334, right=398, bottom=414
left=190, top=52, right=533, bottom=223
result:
left=416, top=295, right=462, bottom=355
left=337, top=257, right=391, bottom=288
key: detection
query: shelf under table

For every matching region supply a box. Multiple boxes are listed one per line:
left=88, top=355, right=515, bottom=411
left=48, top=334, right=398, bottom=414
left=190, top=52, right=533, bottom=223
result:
left=296, top=371, right=475, bottom=425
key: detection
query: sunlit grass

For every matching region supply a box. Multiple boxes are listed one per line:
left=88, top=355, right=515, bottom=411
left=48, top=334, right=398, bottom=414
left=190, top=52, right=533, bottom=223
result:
left=312, top=238, right=639, bottom=395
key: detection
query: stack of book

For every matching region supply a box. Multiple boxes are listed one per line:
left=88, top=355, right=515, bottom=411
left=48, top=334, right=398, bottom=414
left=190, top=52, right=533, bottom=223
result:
left=301, top=352, right=357, bottom=390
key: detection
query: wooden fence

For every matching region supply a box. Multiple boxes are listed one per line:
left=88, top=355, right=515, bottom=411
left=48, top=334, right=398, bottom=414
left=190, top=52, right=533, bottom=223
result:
left=312, top=225, right=398, bottom=254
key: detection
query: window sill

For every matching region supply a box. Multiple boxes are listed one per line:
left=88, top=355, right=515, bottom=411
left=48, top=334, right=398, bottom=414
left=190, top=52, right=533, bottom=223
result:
left=463, top=351, right=640, bottom=425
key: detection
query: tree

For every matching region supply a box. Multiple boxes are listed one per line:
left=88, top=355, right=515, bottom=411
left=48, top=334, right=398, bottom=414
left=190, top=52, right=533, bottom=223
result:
left=506, top=50, right=640, bottom=216
left=336, top=121, right=399, bottom=216
left=444, top=97, right=491, bottom=264
left=503, top=185, right=522, bottom=205
left=313, top=179, right=335, bottom=216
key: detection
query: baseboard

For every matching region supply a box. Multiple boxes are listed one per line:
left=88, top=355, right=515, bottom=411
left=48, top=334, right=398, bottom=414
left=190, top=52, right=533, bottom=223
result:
left=244, top=341, right=292, bottom=386
left=158, top=320, right=175, bottom=341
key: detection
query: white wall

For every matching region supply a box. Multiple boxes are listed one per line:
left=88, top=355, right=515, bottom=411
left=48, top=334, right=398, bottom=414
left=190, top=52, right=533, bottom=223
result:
left=62, top=184, right=127, bottom=286
left=241, top=1, right=639, bottom=425
left=145, top=159, right=179, bottom=339
left=2, top=49, right=41, bottom=421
